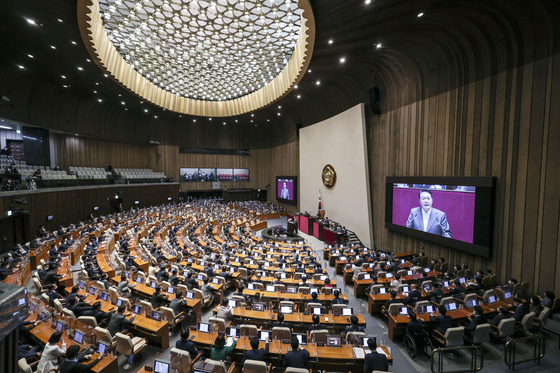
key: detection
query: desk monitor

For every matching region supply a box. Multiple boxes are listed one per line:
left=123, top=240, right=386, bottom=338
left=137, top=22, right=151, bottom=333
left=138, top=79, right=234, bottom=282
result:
left=487, top=295, right=497, bottom=304
left=198, top=322, right=210, bottom=333
left=362, top=337, right=376, bottom=348
left=266, top=285, right=275, bottom=292
left=340, top=256, right=347, bottom=261
left=228, top=300, right=237, bottom=308
left=378, top=287, right=387, bottom=295
left=263, top=262, right=270, bottom=268
left=443, top=281, right=450, bottom=288
left=116, top=299, right=123, bottom=307
left=342, top=308, right=353, bottom=316
left=226, top=327, right=240, bottom=338
left=214, top=264, right=221, bottom=270
left=253, top=303, right=265, bottom=312
left=333, top=288, right=342, bottom=294
left=363, top=274, right=371, bottom=280
left=79, top=280, right=86, bottom=289
left=466, top=299, right=479, bottom=308
left=401, top=259, right=406, bottom=264
left=39, top=310, right=49, bottom=322
left=247, top=283, right=255, bottom=290
left=150, top=281, right=157, bottom=289
left=423, top=284, right=432, bottom=291
left=132, top=304, right=142, bottom=315
left=407, top=270, right=414, bottom=276
left=423, top=305, right=435, bottom=314
left=503, top=291, right=512, bottom=299
left=258, top=330, right=270, bottom=341
left=73, top=330, right=85, bottom=344
left=187, top=258, right=193, bottom=263
left=88, top=285, right=97, bottom=295
left=151, top=310, right=162, bottom=321
left=100, top=292, right=109, bottom=301
left=197, top=274, right=204, bottom=281
left=55, top=320, right=66, bottom=332
left=310, top=288, right=319, bottom=295
left=280, top=306, right=293, bottom=314
left=386, top=273, right=394, bottom=278
left=326, top=335, right=342, bottom=347
left=445, top=303, right=458, bottom=311
left=401, top=286, right=410, bottom=294
left=183, top=271, right=189, bottom=277
left=186, top=291, right=194, bottom=300
left=459, top=277, right=466, bottom=284
left=424, top=268, right=431, bottom=273
left=124, top=272, right=130, bottom=278
left=249, top=260, right=255, bottom=265
left=287, top=287, right=297, bottom=294
left=212, top=278, right=220, bottom=285
left=267, top=254, right=272, bottom=259
left=136, top=276, right=143, bottom=284
left=154, top=360, right=170, bottom=373
left=294, top=333, right=307, bottom=345
left=320, top=275, right=328, bottom=281
left=167, top=286, right=175, bottom=294
left=199, top=261, right=205, bottom=267
left=229, top=267, right=235, bottom=273
left=96, top=341, right=109, bottom=355
left=312, top=307, right=323, bottom=316
left=29, top=301, right=36, bottom=313
left=280, top=273, right=287, bottom=279
left=370, top=263, right=375, bottom=268
left=398, top=307, right=409, bottom=316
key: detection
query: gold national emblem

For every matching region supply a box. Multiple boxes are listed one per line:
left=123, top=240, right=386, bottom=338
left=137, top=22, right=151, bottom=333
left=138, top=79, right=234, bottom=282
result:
left=322, top=164, right=336, bottom=188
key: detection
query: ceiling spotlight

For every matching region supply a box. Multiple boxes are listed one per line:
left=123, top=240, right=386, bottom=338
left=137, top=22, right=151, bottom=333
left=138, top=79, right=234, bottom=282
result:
left=63, top=85, right=68, bottom=88
left=154, top=115, right=158, bottom=118
left=294, top=85, right=298, bottom=89
left=308, top=69, right=312, bottom=73
left=98, top=99, right=102, bottom=102
left=277, top=113, right=281, bottom=116
left=50, top=45, right=56, bottom=49
left=25, top=18, right=36, bottom=25
left=251, top=113, right=254, bottom=117
left=278, top=105, right=281, bottom=109
left=328, top=39, right=333, bottom=44
left=209, top=118, right=212, bottom=121
left=417, top=12, right=424, bottom=17
left=58, top=19, right=63, bottom=22
left=27, top=54, right=33, bottom=58
left=340, top=57, right=346, bottom=63
left=223, top=122, right=226, bottom=125
left=121, top=101, right=125, bottom=105
left=365, top=0, right=371, bottom=4
left=297, top=95, right=301, bottom=98
left=71, top=41, right=77, bottom=45
left=77, top=67, right=83, bottom=70
left=17, top=65, right=25, bottom=69
left=316, top=81, right=321, bottom=85
left=376, top=43, right=382, bottom=48
left=61, top=75, right=66, bottom=78
left=144, top=109, right=148, bottom=112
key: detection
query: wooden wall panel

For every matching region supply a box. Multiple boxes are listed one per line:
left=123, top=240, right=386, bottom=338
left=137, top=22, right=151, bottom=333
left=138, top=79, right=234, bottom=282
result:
left=367, top=53, right=560, bottom=296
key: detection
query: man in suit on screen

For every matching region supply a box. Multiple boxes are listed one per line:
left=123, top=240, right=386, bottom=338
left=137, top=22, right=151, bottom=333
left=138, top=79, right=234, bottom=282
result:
left=405, top=189, right=452, bottom=238
left=280, top=182, right=290, bottom=199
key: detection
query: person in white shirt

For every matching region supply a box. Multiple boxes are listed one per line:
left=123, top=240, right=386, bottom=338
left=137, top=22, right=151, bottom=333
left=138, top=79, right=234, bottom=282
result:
left=216, top=299, right=234, bottom=322
left=390, top=274, right=402, bottom=291
left=37, top=331, right=66, bottom=373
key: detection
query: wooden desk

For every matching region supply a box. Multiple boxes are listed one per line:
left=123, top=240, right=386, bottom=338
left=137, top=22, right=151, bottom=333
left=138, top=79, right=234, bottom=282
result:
left=240, top=289, right=349, bottom=308
left=388, top=308, right=471, bottom=341
left=395, top=252, right=415, bottom=260
left=189, top=330, right=392, bottom=372
left=26, top=312, right=118, bottom=373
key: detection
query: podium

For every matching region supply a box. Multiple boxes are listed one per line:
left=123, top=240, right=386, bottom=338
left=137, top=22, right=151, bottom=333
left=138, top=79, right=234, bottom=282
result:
left=287, top=221, right=295, bottom=234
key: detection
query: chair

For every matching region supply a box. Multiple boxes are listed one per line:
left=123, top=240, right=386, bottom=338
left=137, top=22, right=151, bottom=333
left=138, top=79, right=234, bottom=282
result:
left=274, top=284, right=285, bottom=292
left=170, top=347, right=198, bottom=373
left=432, top=327, right=465, bottom=357
left=109, top=287, right=119, bottom=304
left=469, top=323, right=492, bottom=350
left=18, top=357, right=57, bottom=373
left=332, top=303, right=346, bottom=315
left=462, top=293, right=479, bottom=306
left=252, top=282, right=264, bottom=291
left=118, top=297, right=132, bottom=310
left=33, top=278, right=46, bottom=294
left=305, top=302, right=322, bottom=313
left=232, top=295, right=247, bottom=307
left=491, top=318, right=516, bottom=344
left=414, top=300, right=431, bottom=314
left=489, top=274, right=498, bottom=288
left=308, top=329, right=329, bottom=344
left=201, top=359, right=230, bottom=373
left=96, top=281, right=106, bottom=290
left=160, top=306, right=186, bottom=333
left=279, top=300, right=295, bottom=311
left=115, top=332, right=148, bottom=369
left=53, top=299, right=65, bottom=315
left=520, top=282, right=529, bottom=299
left=377, top=271, right=386, bottom=279
left=77, top=316, right=98, bottom=342
left=285, top=368, right=308, bottom=373
left=140, top=300, right=154, bottom=315
left=243, top=359, right=271, bottom=373
left=209, top=317, right=228, bottom=333
left=439, top=297, right=456, bottom=307
left=516, top=312, right=536, bottom=334
left=321, top=287, right=332, bottom=295
left=271, top=327, right=292, bottom=340
left=404, top=327, right=433, bottom=358
left=94, top=326, right=116, bottom=348
left=397, top=269, right=407, bottom=277
left=534, top=307, right=550, bottom=329
left=192, top=288, right=213, bottom=308
left=345, top=331, right=366, bottom=345
left=482, top=289, right=496, bottom=304
left=386, top=303, right=405, bottom=316
left=240, top=324, right=258, bottom=338
left=298, top=286, right=310, bottom=294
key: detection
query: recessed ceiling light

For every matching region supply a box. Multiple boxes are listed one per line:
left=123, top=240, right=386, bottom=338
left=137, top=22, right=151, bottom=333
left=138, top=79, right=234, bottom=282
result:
left=209, top=118, right=212, bottom=121
left=95, top=82, right=99, bottom=85
left=17, top=65, right=25, bottom=69
left=118, top=94, right=121, bottom=97
left=340, top=57, right=346, bottom=63
left=61, top=75, right=66, bottom=79
left=179, top=115, right=182, bottom=118
left=376, top=43, right=382, bottom=48
left=27, top=54, right=33, bottom=58
left=267, top=119, right=270, bottom=122
left=98, top=99, right=102, bottom=102
left=251, top=120, right=254, bottom=122
left=63, top=85, right=68, bottom=88
left=277, top=113, right=281, bottom=116
left=328, top=39, right=333, bottom=44
left=71, top=41, right=77, bottom=45
left=297, top=95, right=301, bottom=98
left=75, top=134, right=78, bottom=136
left=51, top=46, right=56, bottom=49
left=25, top=18, right=36, bottom=25
left=223, top=122, right=226, bottom=125
left=77, top=67, right=83, bottom=70
left=365, top=0, right=371, bottom=4
left=316, top=81, right=321, bottom=85
left=144, top=109, right=148, bottom=112
left=93, top=90, right=97, bottom=93
left=417, top=12, right=424, bottom=17
left=104, top=74, right=108, bottom=77
left=121, top=101, right=125, bottom=105
left=193, top=119, right=196, bottom=122
left=86, top=59, right=91, bottom=62
left=251, top=113, right=254, bottom=117
left=58, top=19, right=63, bottom=22
left=255, top=124, right=257, bottom=127
left=278, top=105, right=282, bottom=109
left=124, top=108, right=128, bottom=110
left=308, top=69, right=311, bottom=73
left=235, top=119, right=238, bottom=122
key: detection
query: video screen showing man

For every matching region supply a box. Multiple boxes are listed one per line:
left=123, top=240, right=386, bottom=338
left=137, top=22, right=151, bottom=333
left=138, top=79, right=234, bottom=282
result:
left=405, top=189, right=452, bottom=238
left=277, top=179, right=294, bottom=201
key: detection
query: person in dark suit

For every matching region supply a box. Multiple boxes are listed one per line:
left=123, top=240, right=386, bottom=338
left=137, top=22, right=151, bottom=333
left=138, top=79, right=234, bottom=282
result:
left=107, top=305, right=135, bottom=337
left=283, top=337, right=310, bottom=369
left=405, top=190, right=452, bottom=237
left=430, top=305, right=453, bottom=335
left=406, top=284, right=422, bottom=307
left=241, top=337, right=269, bottom=364
left=151, top=286, right=168, bottom=308
left=364, top=337, right=388, bottom=372
left=175, top=329, right=202, bottom=358
left=406, top=310, right=425, bottom=335
left=185, top=272, right=198, bottom=289
left=344, top=315, right=365, bottom=337
left=99, top=273, right=112, bottom=290
left=384, top=290, right=400, bottom=310
left=510, top=298, right=530, bottom=322
left=42, top=268, right=60, bottom=286
left=330, top=290, right=346, bottom=306
left=430, top=283, right=445, bottom=304
left=46, top=285, right=66, bottom=306
left=307, top=314, right=326, bottom=332
left=272, top=312, right=291, bottom=329
left=66, top=296, right=92, bottom=318
left=468, top=277, right=485, bottom=295
left=83, top=302, right=115, bottom=325
left=463, top=306, right=487, bottom=340
left=489, top=306, right=512, bottom=326
left=59, top=345, right=102, bottom=373
left=169, top=290, right=188, bottom=316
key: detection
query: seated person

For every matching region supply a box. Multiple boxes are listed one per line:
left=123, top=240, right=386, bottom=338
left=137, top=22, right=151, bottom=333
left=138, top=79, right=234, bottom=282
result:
left=384, top=290, right=400, bottom=310
left=430, top=283, right=444, bottom=304
left=430, top=305, right=453, bottom=336
left=489, top=306, right=512, bottom=326
left=211, top=334, right=237, bottom=363
left=364, top=337, right=388, bottom=373
left=241, top=337, right=269, bottom=364
left=406, top=310, right=425, bottom=335
left=151, top=286, right=169, bottom=308
left=510, top=297, right=530, bottom=322
left=37, top=331, right=66, bottom=373
left=343, top=315, right=365, bottom=336
left=283, top=337, right=310, bottom=370
left=272, top=312, right=291, bottom=330
left=330, top=290, right=346, bottom=306
left=406, top=284, right=422, bottom=307
left=176, top=329, right=202, bottom=358
left=307, top=314, right=326, bottom=332
left=463, top=306, right=487, bottom=341
left=216, top=298, right=234, bottom=322
left=541, top=291, right=555, bottom=308
left=59, top=344, right=102, bottom=373
left=83, top=302, right=115, bottom=325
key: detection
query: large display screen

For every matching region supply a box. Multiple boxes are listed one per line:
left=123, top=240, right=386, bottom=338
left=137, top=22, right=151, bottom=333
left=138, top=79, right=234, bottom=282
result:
left=276, top=176, right=297, bottom=205
left=180, top=168, right=249, bottom=182
left=385, top=177, right=495, bottom=257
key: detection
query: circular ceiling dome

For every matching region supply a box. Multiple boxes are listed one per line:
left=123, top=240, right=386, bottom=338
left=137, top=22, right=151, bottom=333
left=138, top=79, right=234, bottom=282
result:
left=78, top=0, right=315, bottom=116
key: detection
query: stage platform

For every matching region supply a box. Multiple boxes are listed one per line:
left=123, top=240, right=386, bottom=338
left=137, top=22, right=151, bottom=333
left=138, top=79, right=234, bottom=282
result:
left=261, top=226, right=305, bottom=243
